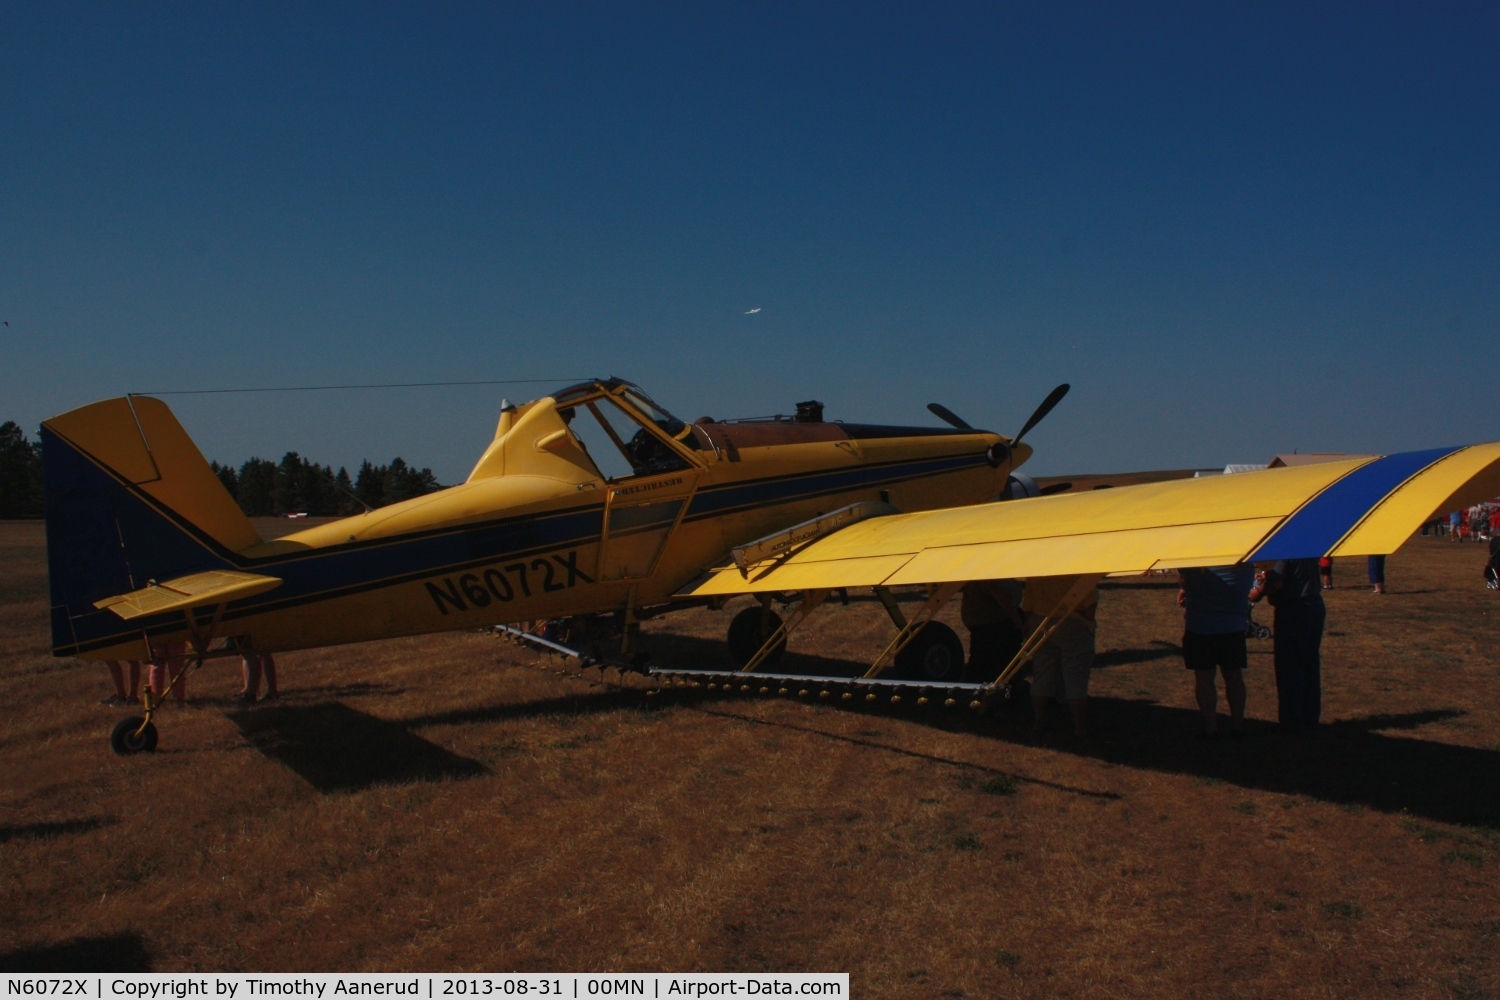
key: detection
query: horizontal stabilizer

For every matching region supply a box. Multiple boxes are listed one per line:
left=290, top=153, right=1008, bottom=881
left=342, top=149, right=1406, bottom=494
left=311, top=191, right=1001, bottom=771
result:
left=94, top=570, right=282, bottom=620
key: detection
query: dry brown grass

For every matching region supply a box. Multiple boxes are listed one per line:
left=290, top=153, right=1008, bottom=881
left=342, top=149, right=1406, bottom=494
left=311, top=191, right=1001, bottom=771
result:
left=2, top=518, right=1498, bottom=997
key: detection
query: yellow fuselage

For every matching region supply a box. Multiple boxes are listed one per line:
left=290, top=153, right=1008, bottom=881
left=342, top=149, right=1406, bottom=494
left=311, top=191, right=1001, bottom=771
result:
left=45, top=383, right=1024, bottom=660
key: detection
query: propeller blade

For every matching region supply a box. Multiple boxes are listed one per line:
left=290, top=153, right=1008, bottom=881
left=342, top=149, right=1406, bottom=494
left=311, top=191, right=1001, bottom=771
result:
left=1013, top=383, right=1070, bottom=444
left=926, top=403, right=972, bottom=430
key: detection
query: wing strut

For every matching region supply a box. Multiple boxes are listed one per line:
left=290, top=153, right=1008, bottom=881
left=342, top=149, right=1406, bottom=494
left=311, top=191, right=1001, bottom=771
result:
left=864, top=581, right=965, bottom=679
left=739, top=588, right=831, bottom=673
left=992, top=573, right=1104, bottom=691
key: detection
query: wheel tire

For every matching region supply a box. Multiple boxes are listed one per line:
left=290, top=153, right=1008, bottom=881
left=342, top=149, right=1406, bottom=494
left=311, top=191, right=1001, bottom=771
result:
left=894, top=622, right=967, bottom=682
left=727, top=606, right=786, bottom=669
left=110, top=716, right=158, bottom=755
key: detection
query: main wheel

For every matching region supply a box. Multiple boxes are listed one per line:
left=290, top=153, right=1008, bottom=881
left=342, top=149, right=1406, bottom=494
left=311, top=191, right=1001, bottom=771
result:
left=727, top=606, right=786, bottom=669
left=894, top=622, right=967, bottom=682
left=110, top=716, right=158, bottom=755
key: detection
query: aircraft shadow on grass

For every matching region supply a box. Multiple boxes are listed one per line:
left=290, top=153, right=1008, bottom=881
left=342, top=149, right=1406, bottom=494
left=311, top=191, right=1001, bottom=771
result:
left=227, top=702, right=486, bottom=794
left=225, top=631, right=1499, bottom=825
left=0, top=932, right=150, bottom=972
left=0, top=817, right=111, bottom=844
left=625, top=634, right=1500, bottom=829
left=1059, top=700, right=1499, bottom=828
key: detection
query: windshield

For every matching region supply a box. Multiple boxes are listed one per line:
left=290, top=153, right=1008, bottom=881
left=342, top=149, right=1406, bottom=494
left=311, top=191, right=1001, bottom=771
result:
left=559, top=392, right=691, bottom=480
left=618, top=387, right=685, bottom=436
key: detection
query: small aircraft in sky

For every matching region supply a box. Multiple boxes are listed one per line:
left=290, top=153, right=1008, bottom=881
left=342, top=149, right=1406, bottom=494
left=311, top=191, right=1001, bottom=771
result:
left=744, top=307, right=761, bottom=314
left=40, top=378, right=1500, bottom=753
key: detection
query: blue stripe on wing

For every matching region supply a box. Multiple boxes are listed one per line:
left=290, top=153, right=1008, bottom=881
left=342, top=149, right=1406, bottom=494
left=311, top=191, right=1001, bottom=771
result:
left=1249, top=446, right=1460, bottom=562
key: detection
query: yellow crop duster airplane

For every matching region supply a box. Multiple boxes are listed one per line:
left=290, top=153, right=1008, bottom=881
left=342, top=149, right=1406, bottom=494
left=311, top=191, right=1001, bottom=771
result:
left=40, top=378, right=1500, bottom=754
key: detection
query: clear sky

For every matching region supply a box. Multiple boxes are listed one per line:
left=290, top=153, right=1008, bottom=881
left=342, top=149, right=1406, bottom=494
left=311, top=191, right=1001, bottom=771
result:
left=3, top=2, right=1495, bottom=482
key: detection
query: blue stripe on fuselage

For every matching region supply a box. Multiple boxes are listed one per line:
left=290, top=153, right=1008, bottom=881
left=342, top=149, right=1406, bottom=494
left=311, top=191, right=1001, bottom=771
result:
left=1249, top=446, right=1461, bottom=562
left=686, top=452, right=989, bottom=519
left=57, top=446, right=992, bottom=654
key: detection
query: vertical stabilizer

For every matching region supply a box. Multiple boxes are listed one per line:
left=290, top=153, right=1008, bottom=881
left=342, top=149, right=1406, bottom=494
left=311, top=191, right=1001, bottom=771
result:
left=41, top=396, right=260, bottom=656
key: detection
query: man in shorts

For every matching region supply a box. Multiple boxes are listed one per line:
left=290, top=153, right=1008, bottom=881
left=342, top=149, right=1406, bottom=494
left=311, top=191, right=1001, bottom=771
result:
left=1178, top=565, right=1256, bottom=737
left=1021, top=576, right=1099, bottom=738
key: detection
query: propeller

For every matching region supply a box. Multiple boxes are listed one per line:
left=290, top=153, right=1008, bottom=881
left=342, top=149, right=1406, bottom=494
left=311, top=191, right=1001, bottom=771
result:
left=926, top=402, right=973, bottom=430
left=1013, top=383, right=1070, bottom=445
left=929, top=383, right=1070, bottom=471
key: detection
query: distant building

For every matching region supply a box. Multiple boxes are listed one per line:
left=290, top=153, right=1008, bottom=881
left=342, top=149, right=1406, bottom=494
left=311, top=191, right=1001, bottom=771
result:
left=1206, top=452, right=1372, bottom=477
left=1266, top=452, right=1371, bottom=468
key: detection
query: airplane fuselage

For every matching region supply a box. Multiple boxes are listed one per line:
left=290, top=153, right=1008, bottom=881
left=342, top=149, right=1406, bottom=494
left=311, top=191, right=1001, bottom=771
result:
left=44, top=381, right=1023, bottom=660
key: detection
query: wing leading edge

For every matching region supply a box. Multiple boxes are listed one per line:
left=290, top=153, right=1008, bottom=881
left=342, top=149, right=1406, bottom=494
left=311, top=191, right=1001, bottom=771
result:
left=685, top=443, right=1500, bottom=596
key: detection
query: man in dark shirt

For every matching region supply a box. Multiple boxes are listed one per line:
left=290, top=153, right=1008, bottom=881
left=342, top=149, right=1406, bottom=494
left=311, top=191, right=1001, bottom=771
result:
left=961, top=579, right=1026, bottom=684
left=1255, top=557, right=1326, bottom=732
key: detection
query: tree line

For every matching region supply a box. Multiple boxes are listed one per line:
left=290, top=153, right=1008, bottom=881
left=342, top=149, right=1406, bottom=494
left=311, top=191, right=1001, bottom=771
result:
left=0, top=422, right=44, bottom=518
left=211, top=454, right=443, bottom=517
left=0, top=420, right=443, bottom=519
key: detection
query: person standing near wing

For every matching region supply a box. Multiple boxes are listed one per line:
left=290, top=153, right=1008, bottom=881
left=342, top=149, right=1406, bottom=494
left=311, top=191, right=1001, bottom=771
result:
left=1252, top=558, right=1326, bottom=733
left=960, top=579, right=1026, bottom=685
left=1178, top=566, right=1256, bottom=737
left=1022, top=577, right=1099, bottom=738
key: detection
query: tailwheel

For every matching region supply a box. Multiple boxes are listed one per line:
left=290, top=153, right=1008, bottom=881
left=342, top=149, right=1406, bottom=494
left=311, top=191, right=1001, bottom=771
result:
left=727, top=606, right=786, bottom=669
left=110, top=716, right=158, bottom=755
left=894, top=622, right=967, bottom=683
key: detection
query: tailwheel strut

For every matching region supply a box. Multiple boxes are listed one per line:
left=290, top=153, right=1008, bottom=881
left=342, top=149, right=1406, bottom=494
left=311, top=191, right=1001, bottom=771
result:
left=107, top=601, right=229, bottom=755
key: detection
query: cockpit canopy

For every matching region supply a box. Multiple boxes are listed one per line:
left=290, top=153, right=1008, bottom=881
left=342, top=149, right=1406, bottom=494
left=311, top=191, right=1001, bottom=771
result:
left=540, top=378, right=699, bottom=480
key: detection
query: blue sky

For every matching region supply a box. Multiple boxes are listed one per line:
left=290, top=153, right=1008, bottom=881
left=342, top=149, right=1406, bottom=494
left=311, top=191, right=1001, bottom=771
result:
left=2, top=2, right=1495, bottom=481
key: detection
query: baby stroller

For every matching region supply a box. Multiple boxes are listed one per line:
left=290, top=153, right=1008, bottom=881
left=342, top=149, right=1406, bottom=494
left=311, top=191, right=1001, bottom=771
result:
left=1245, top=607, right=1271, bottom=639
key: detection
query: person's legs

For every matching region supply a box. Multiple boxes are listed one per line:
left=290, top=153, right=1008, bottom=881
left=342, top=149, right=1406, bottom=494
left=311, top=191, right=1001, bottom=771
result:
left=1272, top=609, right=1301, bottom=731
left=1301, top=602, right=1325, bottom=727
left=1057, top=618, right=1095, bottom=737
left=104, top=661, right=126, bottom=704
left=1194, top=668, right=1219, bottom=734
left=1276, top=601, right=1322, bottom=732
left=1222, top=667, right=1246, bottom=731
left=147, top=651, right=168, bottom=703
left=261, top=654, right=278, bottom=698
left=967, top=624, right=1003, bottom=683
left=1368, top=555, right=1386, bottom=594
left=1030, top=643, right=1062, bottom=732
left=238, top=655, right=261, bottom=700
left=1066, top=698, right=1088, bottom=737
left=1183, top=630, right=1222, bottom=734
left=166, top=641, right=188, bottom=703
left=169, top=660, right=187, bottom=702
left=127, top=661, right=140, bottom=702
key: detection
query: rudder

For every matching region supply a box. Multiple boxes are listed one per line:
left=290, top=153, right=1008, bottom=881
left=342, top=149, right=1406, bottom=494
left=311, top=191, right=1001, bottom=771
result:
left=42, top=396, right=261, bottom=657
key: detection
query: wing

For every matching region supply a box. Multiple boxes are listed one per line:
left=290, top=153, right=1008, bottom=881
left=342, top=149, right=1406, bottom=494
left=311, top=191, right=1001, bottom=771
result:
left=685, top=443, right=1500, bottom=595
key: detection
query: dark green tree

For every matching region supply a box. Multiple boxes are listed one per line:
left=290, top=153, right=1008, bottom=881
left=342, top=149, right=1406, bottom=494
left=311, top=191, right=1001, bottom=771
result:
left=236, top=458, right=279, bottom=517
left=0, top=422, right=44, bottom=518
left=210, top=460, right=239, bottom=501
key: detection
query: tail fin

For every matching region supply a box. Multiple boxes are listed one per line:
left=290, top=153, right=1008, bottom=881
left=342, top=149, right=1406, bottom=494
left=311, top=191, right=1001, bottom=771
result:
left=42, top=396, right=261, bottom=656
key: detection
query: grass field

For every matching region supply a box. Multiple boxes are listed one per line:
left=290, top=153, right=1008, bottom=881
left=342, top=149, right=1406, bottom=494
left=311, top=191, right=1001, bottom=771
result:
left=1, top=518, right=1497, bottom=996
